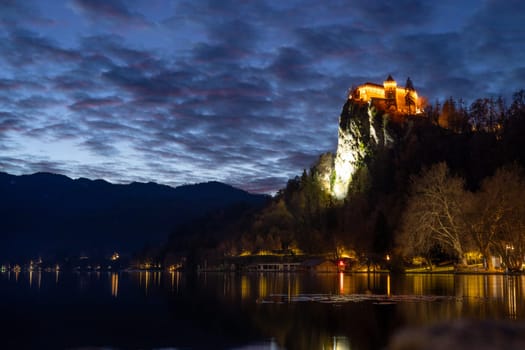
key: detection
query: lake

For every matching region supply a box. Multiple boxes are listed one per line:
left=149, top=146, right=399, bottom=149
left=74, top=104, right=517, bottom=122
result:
left=1, top=271, right=525, bottom=349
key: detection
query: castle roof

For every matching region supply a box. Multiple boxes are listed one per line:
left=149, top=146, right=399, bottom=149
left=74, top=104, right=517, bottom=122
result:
left=385, top=74, right=395, bottom=82
left=405, top=77, right=415, bottom=91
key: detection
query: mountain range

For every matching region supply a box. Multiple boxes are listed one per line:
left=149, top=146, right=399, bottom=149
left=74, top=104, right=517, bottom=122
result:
left=0, top=172, right=269, bottom=261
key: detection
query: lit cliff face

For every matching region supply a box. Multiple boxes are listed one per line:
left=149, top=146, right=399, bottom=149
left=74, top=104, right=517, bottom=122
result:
left=331, top=101, right=371, bottom=199
left=328, top=99, right=395, bottom=200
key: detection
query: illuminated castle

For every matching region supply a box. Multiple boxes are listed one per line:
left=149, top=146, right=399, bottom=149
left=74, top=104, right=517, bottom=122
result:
left=349, top=75, right=421, bottom=114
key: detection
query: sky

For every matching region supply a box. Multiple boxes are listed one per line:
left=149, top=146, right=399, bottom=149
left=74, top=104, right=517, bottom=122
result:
left=0, top=0, right=524, bottom=194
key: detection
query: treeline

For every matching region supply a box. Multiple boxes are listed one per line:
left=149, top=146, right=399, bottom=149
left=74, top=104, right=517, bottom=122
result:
left=425, top=90, right=525, bottom=134
left=161, top=89, right=525, bottom=269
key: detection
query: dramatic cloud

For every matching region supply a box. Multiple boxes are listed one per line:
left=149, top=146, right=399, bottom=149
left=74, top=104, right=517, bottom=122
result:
left=70, top=0, right=151, bottom=27
left=0, top=0, right=522, bottom=193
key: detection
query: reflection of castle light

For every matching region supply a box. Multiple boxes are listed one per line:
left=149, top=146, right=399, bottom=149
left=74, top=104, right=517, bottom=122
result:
left=170, top=271, right=177, bottom=292
left=111, top=272, right=119, bottom=297
left=169, top=271, right=181, bottom=293
left=139, top=271, right=150, bottom=295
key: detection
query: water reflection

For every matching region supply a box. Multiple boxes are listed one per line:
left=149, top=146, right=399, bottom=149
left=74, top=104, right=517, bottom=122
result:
left=138, top=270, right=149, bottom=294
left=3, top=270, right=525, bottom=307
left=170, top=271, right=181, bottom=292
left=241, top=275, right=250, bottom=299
left=2, top=271, right=525, bottom=350
left=111, top=272, right=118, bottom=297
left=158, top=272, right=525, bottom=324
left=326, top=336, right=351, bottom=350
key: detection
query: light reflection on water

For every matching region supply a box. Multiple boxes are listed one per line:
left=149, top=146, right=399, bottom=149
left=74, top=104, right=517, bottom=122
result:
left=111, top=272, right=118, bottom=297
left=2, top=271, right=525, bottom=307
left=2, top=271, right=525, bottom=310
left=2, top=271, right=525, bottom=349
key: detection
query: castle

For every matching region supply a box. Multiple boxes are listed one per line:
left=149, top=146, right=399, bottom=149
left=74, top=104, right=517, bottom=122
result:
left=349, top=75, right=421, bottom=114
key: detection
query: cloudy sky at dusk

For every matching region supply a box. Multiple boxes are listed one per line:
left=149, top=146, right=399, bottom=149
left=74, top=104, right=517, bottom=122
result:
left=1, top=0, right=524, bottom=193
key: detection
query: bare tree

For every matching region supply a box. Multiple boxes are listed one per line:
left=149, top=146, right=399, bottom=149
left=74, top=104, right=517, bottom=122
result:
left=397, top=163, right=469, bottom=265
left=465, top=172, right=508, bottom=271
left=481, top=165, right=525, bottom=271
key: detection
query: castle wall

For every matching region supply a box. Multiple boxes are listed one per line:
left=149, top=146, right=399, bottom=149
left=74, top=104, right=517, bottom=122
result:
left=355, top=84, right=385, bottom=101
left=353, top=83, right=420, bottom=114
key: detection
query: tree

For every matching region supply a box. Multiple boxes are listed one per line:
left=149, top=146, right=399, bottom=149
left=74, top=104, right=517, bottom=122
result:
left=397, top=163, right=469, bottom=265
left=464, top=174, right=501, bottom=271
left=469, top=97, right=506, bottom=133
left=463, top=165, right=525, bottom=271
left=439, top=97, right=469, bottom=133
left=509, top=90, right=525, bottom=119
left=251, top=199, right=294, bottom=250
left=502, top=90, right=525, bottom=167
left=480, top=165, right=525, bottom=271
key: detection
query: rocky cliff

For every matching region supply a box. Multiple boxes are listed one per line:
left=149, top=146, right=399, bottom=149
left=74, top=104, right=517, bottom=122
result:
left=318, top=99, right=396, bottom=200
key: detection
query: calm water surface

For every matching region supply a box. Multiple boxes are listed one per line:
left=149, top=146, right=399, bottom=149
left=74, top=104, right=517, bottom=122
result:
left=1, top=271, right=525, bottom=349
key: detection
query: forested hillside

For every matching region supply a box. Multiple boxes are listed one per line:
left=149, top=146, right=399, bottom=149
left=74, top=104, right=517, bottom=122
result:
left=162, top=90, right=525, bottom=270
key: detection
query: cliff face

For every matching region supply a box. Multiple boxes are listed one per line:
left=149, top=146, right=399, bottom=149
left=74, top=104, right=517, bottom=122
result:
left=328, top=99, right=395, bottom=199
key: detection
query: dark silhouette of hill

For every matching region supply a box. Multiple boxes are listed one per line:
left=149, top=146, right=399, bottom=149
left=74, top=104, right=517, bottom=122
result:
left=0, top=172, right=269, bottom=261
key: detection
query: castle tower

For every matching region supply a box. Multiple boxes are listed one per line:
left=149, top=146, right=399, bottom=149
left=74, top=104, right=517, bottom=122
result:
left=405, top=77, right=414, bottom=91
left=383, top=75, right=397, bottom=111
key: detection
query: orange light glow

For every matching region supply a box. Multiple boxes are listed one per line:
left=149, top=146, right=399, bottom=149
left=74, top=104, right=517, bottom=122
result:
left=111, top=272, right=119, bottom=297
left=350, top=76, right=423, bottom=114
